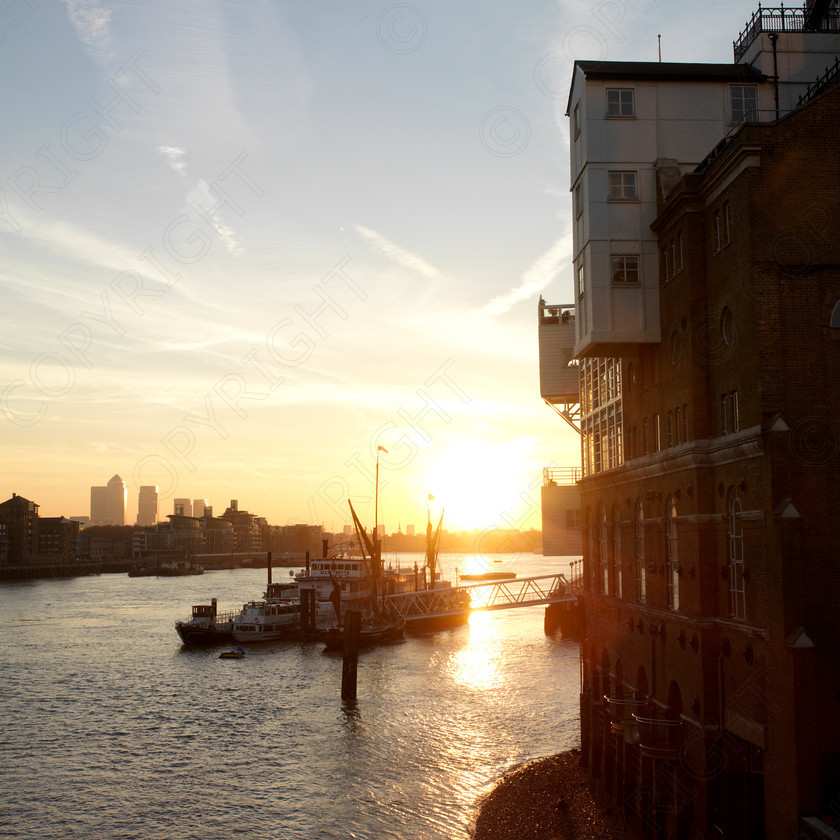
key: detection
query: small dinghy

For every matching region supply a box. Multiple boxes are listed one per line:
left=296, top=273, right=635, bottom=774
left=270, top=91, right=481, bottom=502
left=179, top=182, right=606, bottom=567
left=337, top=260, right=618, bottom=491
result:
left=219, top=646, right=246, bottom=659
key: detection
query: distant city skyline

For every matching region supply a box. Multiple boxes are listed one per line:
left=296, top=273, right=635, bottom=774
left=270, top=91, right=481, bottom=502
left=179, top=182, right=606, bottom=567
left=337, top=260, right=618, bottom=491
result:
left=1, top=1, right=756, bottom=532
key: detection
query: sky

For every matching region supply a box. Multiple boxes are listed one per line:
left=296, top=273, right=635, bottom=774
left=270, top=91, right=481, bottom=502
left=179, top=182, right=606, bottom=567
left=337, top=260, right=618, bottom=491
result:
left=1, top=0, right=756, bottom=534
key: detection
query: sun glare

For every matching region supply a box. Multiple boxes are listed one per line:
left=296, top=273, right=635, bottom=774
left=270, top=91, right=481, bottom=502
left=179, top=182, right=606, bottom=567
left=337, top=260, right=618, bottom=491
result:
left=422, top=439, right=537, bottom=532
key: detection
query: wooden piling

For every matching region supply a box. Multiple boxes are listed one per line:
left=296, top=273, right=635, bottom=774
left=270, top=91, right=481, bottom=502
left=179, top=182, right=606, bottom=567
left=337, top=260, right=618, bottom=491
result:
left=341, top=610, right=361, bottom=700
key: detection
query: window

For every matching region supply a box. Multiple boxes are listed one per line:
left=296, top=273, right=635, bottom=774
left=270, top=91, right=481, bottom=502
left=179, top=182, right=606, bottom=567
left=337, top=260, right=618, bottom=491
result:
left=721, top=306, right=734, bottom=346
left=675, top=406, right=682, bottom=444
left=728, top=492, right=746, bottom=620
left=669, top=239, right=677, bottom=278
left=666, top=497, right=679, bottom=610
left=635, top=499, right=646, bottom=603
left=599, top=505, right=609, bottom=594
left=642, top=418, right=649, bottom=455
left=731, top=85, right=757, bottom=123
left=613, top=507, right=622, bottom=598
left=607, top=88, right=635, bottom=117
left=565, top=509, right=581, bottom=528
left=611, top=254, right=640, bottom=285
left=575, top=182, right=583, bottom=218
left=577, top=263, right=585, bottom=297
left=670, top=330, right=680, bottom=365
left=677, top=232, right=684, bottom=272
left=662, top=246, right=670, bottom=281
left=713, top=210, right=721, bottom=252
left=723, top=201, right=731, bottom=246
left=608, top=171, right=638, bottom=200
left=667, top=411, right=674, bottom=447
left=573, top=102, right=581, bottom=137
left=653, top=413, right=661, bottom=452
left=722, top=390, right=740, bottom=434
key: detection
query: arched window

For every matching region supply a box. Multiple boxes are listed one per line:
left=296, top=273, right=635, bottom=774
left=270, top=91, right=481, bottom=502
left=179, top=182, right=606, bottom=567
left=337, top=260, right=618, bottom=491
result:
left=666, top=497, right=679, bottom=610
left=728, top=490, right=746, bottom=619
left=599, top=503, right=609, bottom=594
left=635, top=499, right=646, bottom=603
left=613, top=505, right=622, bottom=598
left=586, top=507, right=597, bottom=592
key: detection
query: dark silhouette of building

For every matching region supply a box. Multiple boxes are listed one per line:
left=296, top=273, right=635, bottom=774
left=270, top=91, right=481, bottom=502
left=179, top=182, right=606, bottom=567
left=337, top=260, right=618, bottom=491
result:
left=540, top=7, right=840, bottom=839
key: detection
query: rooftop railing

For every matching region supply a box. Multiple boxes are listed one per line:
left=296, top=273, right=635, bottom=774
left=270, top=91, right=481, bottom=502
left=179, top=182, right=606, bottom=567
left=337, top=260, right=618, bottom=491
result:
left=798, top=54, right=840, bottom=106
left=734, top=4, right=840, bottom=61
left=543, top=467, right=582, bottom=486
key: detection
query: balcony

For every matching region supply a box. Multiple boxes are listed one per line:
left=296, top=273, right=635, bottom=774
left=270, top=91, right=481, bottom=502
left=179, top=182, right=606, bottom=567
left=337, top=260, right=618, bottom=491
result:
left=633, top=714, right=684, bottom=760
left=734, top=4, right=840, bottom=62
left=604, top=696, right=647, bottom=742
left=538, top=299, right=579, bottom=405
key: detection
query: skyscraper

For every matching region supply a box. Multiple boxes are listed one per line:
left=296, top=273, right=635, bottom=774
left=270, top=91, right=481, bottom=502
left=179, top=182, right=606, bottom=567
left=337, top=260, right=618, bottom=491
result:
left=173, top=498, right=192, bottom=516
left=90, top=475, right=126, bottom=525
left=137, top=486, right=158, bottom=527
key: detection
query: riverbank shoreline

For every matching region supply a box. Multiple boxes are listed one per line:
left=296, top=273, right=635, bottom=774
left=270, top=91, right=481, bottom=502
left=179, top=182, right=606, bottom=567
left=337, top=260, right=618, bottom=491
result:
left=471, top=749, right=628, bottom=840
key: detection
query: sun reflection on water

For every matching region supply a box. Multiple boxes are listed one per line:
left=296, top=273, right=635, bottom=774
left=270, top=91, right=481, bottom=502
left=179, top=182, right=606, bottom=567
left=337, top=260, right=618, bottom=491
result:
left=445, top=611, right=506, bottom=691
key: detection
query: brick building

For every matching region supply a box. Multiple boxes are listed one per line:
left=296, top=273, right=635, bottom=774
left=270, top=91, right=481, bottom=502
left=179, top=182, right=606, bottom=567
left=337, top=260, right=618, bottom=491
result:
left=539, top=5, right=840, bottom=839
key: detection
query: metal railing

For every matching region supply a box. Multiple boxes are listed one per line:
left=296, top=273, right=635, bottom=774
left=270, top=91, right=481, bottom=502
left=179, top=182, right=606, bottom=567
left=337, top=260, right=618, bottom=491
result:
left=734, top=4, right=840, bottom=61
left=798, top=54, right=840, bottom=106
left=633, top=714, right=684, bottom=759
left=386, top=574, right=576, bottom=617
left=568, top=559, right=585, bottom=590
left=543, top=466, right=582, bottom=486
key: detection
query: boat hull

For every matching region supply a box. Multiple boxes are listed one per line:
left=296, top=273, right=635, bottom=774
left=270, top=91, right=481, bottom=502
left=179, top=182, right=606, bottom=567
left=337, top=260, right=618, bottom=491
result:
left=404, top=610, right=471, bottom=634
left=322, top=618, right=406, bottom=652
left=175, top=621, right=234, bottom=646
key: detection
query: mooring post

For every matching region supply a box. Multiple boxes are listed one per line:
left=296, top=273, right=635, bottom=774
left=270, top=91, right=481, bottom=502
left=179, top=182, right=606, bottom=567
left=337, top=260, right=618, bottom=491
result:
left=341, top=610, right=361, bottom=700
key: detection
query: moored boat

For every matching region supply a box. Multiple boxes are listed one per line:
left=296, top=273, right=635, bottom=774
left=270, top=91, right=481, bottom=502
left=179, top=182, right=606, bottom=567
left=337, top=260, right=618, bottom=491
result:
left=176, top=598, right=236, bottom=645
left=322, top=615, right=406, bottom=651
left=231, top=596, right=302, bottom=643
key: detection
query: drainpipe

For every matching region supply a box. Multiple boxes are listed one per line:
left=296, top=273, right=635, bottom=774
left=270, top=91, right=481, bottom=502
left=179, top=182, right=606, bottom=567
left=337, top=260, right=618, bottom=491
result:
left=769, top=33, right=780, bottom=120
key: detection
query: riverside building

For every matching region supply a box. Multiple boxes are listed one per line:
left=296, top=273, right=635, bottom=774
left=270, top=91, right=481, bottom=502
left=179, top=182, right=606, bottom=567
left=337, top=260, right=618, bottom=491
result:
left=539, top=4, right=840, bottom=839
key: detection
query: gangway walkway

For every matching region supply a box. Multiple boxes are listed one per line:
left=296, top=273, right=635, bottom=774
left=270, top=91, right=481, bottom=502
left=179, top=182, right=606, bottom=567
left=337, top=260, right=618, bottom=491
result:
left=385, top=574, right=577, bottom=622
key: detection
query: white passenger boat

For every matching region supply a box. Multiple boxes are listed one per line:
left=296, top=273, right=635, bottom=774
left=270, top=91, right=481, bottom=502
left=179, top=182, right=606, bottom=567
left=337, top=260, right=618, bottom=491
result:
left=231, top=581, right=302, bottom=643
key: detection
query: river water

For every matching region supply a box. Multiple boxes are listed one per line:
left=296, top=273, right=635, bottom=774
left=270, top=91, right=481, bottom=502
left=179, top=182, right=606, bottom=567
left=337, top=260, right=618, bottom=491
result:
left=1, top=553, right=581, bottom=840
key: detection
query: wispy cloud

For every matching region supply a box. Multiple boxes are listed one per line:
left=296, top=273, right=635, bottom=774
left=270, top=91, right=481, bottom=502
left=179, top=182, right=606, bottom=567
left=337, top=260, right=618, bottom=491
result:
left=355, top=225, right=442, bottom=280
left=187, top=180, right=242, bottom=255
left=481, top=235, right=570, bottom=316
left=64, top=0, right=114, bottom=62
left=158, top=145, right=188, bottom=178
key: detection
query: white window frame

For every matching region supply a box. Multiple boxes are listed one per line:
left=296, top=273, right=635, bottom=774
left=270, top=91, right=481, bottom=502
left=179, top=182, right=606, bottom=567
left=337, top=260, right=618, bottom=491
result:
left=611, top=254, right=640, bottom=286
left=608, top=171, right=638, bottom=201
left=730, top=85, right=757, bottom=124
left=728, top=493, right=746, bottom=620
left=606, top=88, right=635, bottom=118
